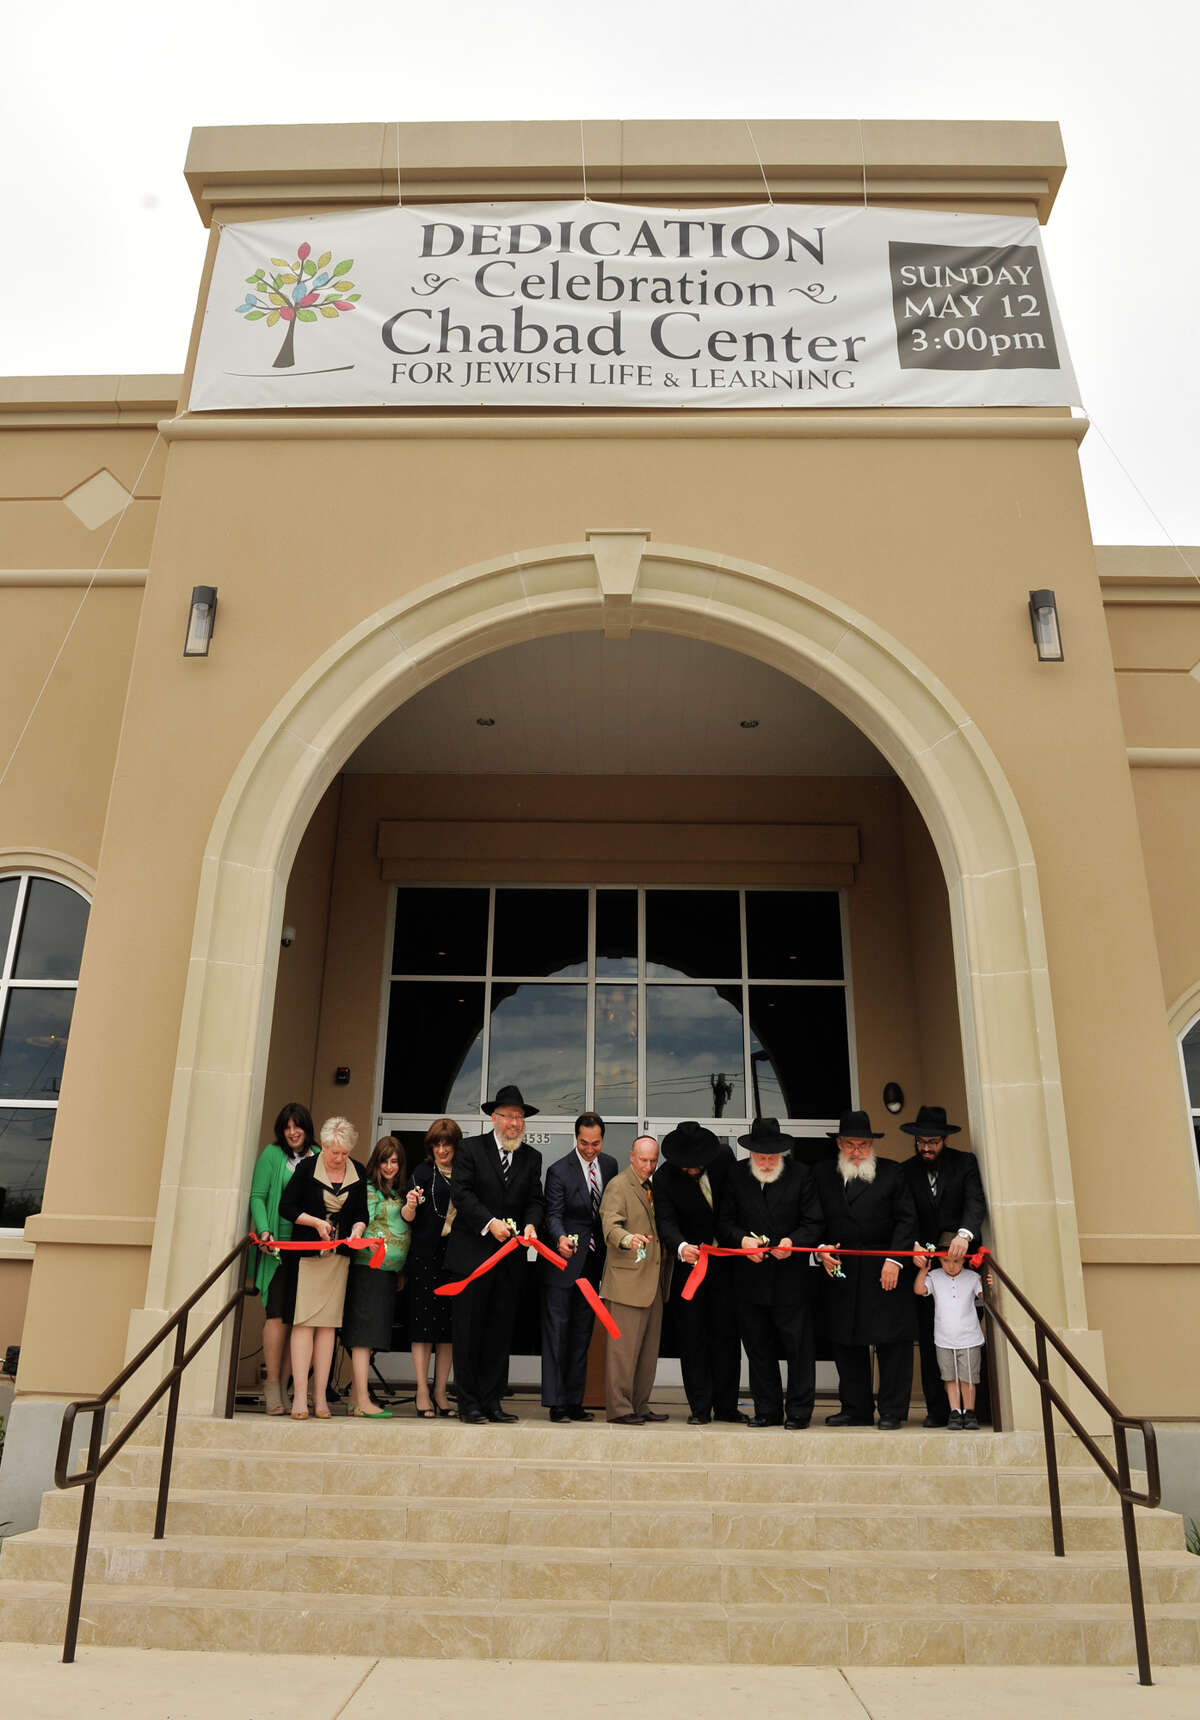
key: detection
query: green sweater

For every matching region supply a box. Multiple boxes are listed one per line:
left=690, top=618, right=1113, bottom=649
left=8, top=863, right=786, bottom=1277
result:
left=249, top=1140, right=313, bottom=1301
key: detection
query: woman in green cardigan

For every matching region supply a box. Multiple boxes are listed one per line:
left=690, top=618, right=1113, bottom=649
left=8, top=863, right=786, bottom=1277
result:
left=250, top=1102, right=316, bottom=1415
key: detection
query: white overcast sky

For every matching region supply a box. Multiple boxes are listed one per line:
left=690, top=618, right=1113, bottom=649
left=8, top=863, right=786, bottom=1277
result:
left=2, top=0, right=1196, bottom=544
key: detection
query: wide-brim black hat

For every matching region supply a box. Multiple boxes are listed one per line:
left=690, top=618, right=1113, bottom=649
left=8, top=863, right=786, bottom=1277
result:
left=899, top=1104, right=961, bottom=1137
left=482, top=1084, right=539, bottom=1118
left=737, top=1116, right=795, bottom=1153
left=826, top=1109, right=885, bottom=1140
left=662, top=1120, right=723, bottom=1167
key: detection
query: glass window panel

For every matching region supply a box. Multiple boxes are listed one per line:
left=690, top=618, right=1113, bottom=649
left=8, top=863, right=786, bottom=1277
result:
left=594, top=983, right=638, bottom=1116
left=0, top=989, right=75, bottom=1101
left=13, top=879, right=89, bottom=981
left=748, top=985, right=851, bottom=1121
left=0, top=877, right=18, bottom=968
left=600, top=1122, right=640, bottom=1157
left=381, top=981, right=485, bottom=1113
left=645, top=890, right=741, bottom=980
left=745, top=890, right=844, bottom=981
left=392, top=888, right=489, bottom=977
left=1182, top=1022, right=1200, bottom=1103
left=645, top=984, right=745, bottom=1118
left=487, top=983, right=587, bottom=1115
left=492, top=889, right=587, bottom=978
left=596, top=890, right=637, bottom=977
left=0, top=1106, right=55, bottom=1228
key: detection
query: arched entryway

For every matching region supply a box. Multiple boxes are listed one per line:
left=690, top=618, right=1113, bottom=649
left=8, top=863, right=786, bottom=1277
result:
left=131, top=538, right=1100, bottom=1425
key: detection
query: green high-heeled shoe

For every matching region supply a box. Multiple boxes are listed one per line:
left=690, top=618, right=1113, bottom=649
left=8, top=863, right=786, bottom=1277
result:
left=350, top=1403, right=394, bottom=1419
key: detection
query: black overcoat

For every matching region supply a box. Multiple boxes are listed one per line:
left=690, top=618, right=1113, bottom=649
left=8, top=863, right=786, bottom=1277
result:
left=899, top=1146, right=987, bottom=1244
left=812, top=1157, right=918, bottom=1344
left=716, top=1158, right=824, bottom=1307
left=444, top=1131, right=545, bottom=1279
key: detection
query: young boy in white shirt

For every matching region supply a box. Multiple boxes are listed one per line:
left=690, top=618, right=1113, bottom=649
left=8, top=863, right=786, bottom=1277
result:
left=913, top=1247, right=985, bottom=1429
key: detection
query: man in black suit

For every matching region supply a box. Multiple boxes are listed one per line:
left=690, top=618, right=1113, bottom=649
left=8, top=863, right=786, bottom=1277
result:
left=717, top=1118, right=824, bottom=1430
left=539, top=1111, right=618, bottom=1423
left=446, top=1083, right=545, bottom=1424
left=654, top=1121, right=747, bottom=1426
left=814, top=1110, right=918, bottom=1430
left=899, top=1104, right=988, bottom=1427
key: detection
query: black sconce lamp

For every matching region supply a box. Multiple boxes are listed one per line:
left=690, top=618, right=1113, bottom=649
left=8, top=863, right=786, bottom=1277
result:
left=882, top=1082, right=905, bottom=1115
left=1028, top=589, right=1064, bottom=662
left=184, top=585, right=218, bottom=657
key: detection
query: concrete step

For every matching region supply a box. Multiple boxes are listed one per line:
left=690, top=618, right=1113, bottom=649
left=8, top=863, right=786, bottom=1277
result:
left=31, top=1482, right=1186, bottom=1552
left=6, top=1528, right=1200, bottom=1608
left=0, top=1579, right=1197, bottom=1665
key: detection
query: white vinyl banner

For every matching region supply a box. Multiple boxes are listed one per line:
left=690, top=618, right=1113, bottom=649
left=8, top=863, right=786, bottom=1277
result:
left=189, top=201, right=1079, bottom=412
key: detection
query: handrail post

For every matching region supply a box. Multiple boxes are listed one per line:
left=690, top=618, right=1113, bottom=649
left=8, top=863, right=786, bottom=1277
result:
left=153, top=1314, right=188, bottom=1540
left=1035, top=1326, right=1065, bottom=1557
left=61, top=1407, right=104, bottom=1663
left=224, top=1248, right=251, bottom=1420
left=1115, top=1422, right=1153, bottom=1687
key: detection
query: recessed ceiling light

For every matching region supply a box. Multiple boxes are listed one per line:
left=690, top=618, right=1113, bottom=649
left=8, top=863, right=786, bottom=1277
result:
left=739, top=719, right=760, bottom=729
left=475, top=716, right=496, bottom=727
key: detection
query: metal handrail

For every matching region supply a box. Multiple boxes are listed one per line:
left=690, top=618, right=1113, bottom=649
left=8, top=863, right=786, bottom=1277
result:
left=981, top=1251, right=1170, bottom=1687
left=53, top=1234, right=256, bottom=1663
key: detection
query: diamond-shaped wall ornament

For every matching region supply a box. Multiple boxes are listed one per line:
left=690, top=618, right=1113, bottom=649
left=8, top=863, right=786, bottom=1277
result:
left=62, top=469, right=133, bottom=532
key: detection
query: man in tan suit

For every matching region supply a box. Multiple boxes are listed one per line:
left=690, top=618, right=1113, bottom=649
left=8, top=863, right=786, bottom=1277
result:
left=599, top=1135, right=672, bottom=1425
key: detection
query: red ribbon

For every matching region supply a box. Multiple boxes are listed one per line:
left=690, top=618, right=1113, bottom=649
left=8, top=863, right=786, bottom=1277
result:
left=251, top=1231, right=388, bottom=1271
left=435, top=1232, right=622, bottom=1341
left=681, top=1242, right=990, bottom=1301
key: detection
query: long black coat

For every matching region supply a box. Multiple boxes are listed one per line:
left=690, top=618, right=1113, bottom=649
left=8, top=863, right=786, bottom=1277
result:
left=900, top=1145, right=987, bottom=1244
left=540, top=1149, right=619, bottom=1284
left=716, top=1158, right=824, bottom=1307
left=445, top=1131, right=545, bottom=1279
left=812, top=1157, right=918, bottom=1344
left=653, top=1147, right=737, bottom=1257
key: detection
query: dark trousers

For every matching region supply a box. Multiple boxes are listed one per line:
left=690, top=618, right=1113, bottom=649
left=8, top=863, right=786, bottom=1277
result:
left=541, top=1253, right=601, bottom=1408
left=916, top=1292, right=949, bottom=1423
left=673, top=1261, right=742, bottom=1419
left=832, top=1339, right=913, bottom=1424
left=740, top=1299, right=815, bottom=1425
left=452, top=1264, right=519, bottom=1415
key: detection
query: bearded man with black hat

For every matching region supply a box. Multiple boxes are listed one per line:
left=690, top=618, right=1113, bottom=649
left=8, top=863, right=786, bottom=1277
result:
left=653, top=1121, right=747, bottom=1426
left=717, top=1118, right=824, bottom=1430
left=446, top=1084, right=545, bottom=1424
left=814, top=1110, right=919, bottom=1430
left=899, top=1104, right=988, bottom=1427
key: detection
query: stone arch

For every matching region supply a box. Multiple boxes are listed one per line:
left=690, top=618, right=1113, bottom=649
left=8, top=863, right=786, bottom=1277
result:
left=139, top=539, right=1095, bottom=1423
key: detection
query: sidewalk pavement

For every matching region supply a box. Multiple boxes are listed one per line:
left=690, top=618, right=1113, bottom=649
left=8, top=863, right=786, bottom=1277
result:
left=2, top=1647, right=1199, bottom=1720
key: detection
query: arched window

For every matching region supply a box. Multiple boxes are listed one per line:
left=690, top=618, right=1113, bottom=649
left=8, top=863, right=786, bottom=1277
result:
left=0, top=873, right=90, bottom=1230
left=1181, top=1015, right=1200, bottom=1172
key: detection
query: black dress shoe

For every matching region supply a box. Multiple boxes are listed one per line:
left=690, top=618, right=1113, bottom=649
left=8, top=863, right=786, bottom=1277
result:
left=566, top=1407, right=594, bottom=1421
left=747, top=1415, right=783, bottom=1428
left=824, top=1411, right=873, bottom=1426
left=687, top=1413, right=711, bottom=1425
left=549, top=1408, right=571, bottom=1423
left=459, top=1410, right=489, bottom=1424
left=485, top=1409, right=519, bottom=1424
left=877, top=1417, right=903, bottom=1430
left=611, top=1413, right=645, bottom=1425
left=922, top=1414, right=948, bottom=1429
left=784, top=1419, right=810, bottom=1431
left=713, top=1410, right=749, bottom=1424
left=641, top=1410, right=669, bottom=1422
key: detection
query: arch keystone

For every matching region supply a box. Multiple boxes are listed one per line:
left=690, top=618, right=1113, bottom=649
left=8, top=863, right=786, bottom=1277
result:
left=587, top=528, right=649, bottom=638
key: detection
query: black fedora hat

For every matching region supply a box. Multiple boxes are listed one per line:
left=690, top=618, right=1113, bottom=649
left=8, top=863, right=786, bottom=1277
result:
left=899, top=1104, right=961, bottom=1137
left=482, top=1084, right=539, bottom=1118
left=826, top=1109, right=885, bottom=1141
left=737, top=1117, right=795, bottom=1153
left=662, top=1120, right=723, bottom=1168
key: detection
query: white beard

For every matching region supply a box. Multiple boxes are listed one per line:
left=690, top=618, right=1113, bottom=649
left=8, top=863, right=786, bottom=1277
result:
left=838, top=1153, right=877, bottom=1185
left=749, top=1159, right=785, bottom=1185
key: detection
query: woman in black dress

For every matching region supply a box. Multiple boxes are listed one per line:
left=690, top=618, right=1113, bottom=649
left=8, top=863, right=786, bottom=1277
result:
left=407, top=1117, right=462, bottom=1417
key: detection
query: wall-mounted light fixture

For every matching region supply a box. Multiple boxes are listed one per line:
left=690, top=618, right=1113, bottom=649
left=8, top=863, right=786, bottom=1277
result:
left=183, top=585, right=218, bottom=657
left=1028, top=589, right=1064, bottom=663
left=882, top=1082, right=905, bottom=1114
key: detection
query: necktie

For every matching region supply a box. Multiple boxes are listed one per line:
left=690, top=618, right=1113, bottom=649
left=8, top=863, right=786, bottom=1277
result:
left=588, top=1164, right=600, bottom=1252
left=501, top=1150, right=512, bottom=1185
left=643, top=1180, right=654, bottom=1207
left=928, top=1168, right=938, bottom=1199
left=699, top=1173, right=713, bottom=1209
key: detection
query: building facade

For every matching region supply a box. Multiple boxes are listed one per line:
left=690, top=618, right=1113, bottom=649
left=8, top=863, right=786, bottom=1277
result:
left=1, top=121, right=1198, bottom=1490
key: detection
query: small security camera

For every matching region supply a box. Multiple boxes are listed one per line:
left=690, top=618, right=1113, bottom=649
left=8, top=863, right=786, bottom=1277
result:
left=280, top=924, right=296, bottom=949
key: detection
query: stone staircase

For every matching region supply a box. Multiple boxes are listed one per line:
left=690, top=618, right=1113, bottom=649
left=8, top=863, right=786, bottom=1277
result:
left=0, top=1413, right=1197, bottom=1665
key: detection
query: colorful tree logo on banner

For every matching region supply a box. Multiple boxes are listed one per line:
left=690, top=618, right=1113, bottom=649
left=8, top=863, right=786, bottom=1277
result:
left=234, top=243, right=360, bottom=369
